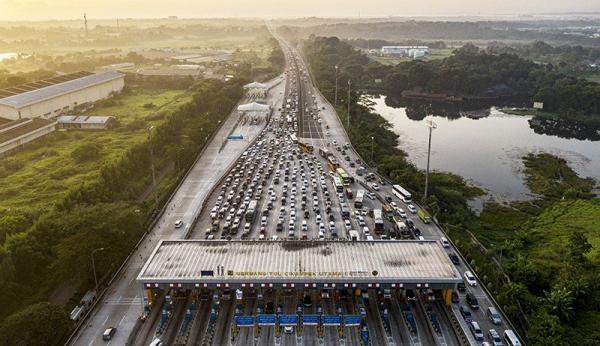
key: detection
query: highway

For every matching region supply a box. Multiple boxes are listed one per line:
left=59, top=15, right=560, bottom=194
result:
left=71, top=25, right=516, bottom=346
left=70, top=69, right=286, bottom=346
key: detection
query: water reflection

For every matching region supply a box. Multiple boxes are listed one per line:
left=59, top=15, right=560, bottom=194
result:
left=368, top=95, right=600, bottom=201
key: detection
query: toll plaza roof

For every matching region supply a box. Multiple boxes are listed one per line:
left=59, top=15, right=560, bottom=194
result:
left=137, top=240, right=462, bottom=287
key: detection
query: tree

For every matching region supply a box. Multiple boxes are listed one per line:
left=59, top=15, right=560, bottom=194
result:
left=527, top=310, right=567, bottom=346
left=71, top=143, right=101, bottom=162
left=0, top=302, right=72, bottom=346
left=542, top=287, right=575, bottom=322
left=568, top=230, right=592, bottom=263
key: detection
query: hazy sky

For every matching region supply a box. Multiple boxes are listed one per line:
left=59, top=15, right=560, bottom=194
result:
left=1, top=0, right=599, bottom=20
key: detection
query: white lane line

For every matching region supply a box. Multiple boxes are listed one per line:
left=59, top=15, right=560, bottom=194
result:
left=102, top=315, right=109, bottom=326
left=118, top=314, right=127, bottom=326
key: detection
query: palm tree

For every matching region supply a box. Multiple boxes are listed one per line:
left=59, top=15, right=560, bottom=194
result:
left=542, top=287, right=575, bottom=322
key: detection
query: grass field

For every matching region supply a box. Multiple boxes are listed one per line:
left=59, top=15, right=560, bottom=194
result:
left=0, top=89, right=191, bottom=210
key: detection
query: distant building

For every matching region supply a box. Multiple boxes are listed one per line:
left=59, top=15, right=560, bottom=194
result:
left=533, top=102, right=544, bottom=110
left=381, top=46, right=429, bottom=59
left=0, top=71, right=125, bottom=121
left=98, top=62, right=135, bottom=72
left=57, top=115, right=117, bottom=130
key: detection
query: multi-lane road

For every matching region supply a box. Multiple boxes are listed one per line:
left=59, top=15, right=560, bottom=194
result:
left=71, top=27, right=519, bottom=346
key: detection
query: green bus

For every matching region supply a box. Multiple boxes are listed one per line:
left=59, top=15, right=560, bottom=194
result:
left=336, top=167, right=354, bottom=186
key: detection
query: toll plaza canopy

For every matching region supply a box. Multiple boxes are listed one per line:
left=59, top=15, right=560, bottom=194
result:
left=138, top=240, right=462, bottom=289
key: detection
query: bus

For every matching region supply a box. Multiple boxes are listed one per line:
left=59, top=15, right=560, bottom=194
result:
left=392, top=184, right=412, bottom=203
left=354, top=190, right=365, bottom=208
left=290, top=133, right=298, bottom=144
left=373, top=209, right=384, bottom=234
left=336, top=167, right=354, bottom=186
left=418, top=208, right=431, bottom=224
left=382, top=203, right=395, bottom=220
left=333, top=176, right=344, bottom=193
left=327, top=157, right=339, bottom=172
left=319, top=147, right=331, bottom=158
left=298, top=142, right=314, bottom=154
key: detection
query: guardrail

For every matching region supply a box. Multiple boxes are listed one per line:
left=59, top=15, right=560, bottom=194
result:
left=65, top=89, right=246, bottom=346
left=299, top=43, right=525, bottom=345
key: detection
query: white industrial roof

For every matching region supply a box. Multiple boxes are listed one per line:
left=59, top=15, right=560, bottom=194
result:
left=137, top=240, right=462, bottom=284
left=243, top=82, right=268, bottom=89
left=0, top=71, right=125, bottom=109
left=57, top=115, right=114, bottom=124
left=237, top=102, right=270, bottom=112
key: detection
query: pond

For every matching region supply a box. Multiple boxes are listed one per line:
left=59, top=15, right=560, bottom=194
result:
left=367, top=95, right=600, bottom=201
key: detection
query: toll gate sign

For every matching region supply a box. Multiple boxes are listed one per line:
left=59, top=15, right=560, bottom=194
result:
left=235, top=316, right=254, bottom=327
left=257, top=314, right=276, bottom=326
left=344, top=315, right=362, bottom=326
left=322, top=315, right=342, bottom=326
left=303, top=314, right=320, bottom=326
left=279, top=315, right=298, bottom=326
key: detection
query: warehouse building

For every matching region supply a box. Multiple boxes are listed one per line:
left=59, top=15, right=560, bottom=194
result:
left=381, top=46, right=429, bottom=59
left=0, top=71, right=125, bottom=121
left=57, top=115, right=117, bottom=130
left=0, top=118, right=57, bottom=156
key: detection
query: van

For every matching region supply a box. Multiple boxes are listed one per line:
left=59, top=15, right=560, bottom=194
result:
left=244, top=223, right=251, bottom=233
left=487, top=306, right=502, bottom=325
left=440, top=237, right=450, bottom=248
left=503, top=330, right=522, bottom=346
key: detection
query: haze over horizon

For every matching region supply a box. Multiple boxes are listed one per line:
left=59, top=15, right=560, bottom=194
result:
left=1, top=0, right=600, bottom=21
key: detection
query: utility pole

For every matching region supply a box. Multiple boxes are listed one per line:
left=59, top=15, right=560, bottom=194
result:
left=334, top=65, right=339, bottom=106
left=91, top=247, right=106, bottom=291
left=147, top=126, right=159, bottom=210
left=84, top=13, right=88, bottom=36
left=370, top=136, right=374, bottom=163
left=347, top=79, right=351, bottom=130
left=424, top=118, right=437, bottom=200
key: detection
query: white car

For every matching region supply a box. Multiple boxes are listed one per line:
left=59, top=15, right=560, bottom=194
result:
left=371, top=183, right=380, bottom=191
left=407, top=204, right=417, bottom=214
left=174, top=220, right=184, bottom=228
left=464, top=271, right=477, bottom=286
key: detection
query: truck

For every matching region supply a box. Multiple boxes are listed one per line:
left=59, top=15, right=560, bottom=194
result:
left=394, top=216, right=410, bottom=238
left=349, top=230, right=360, bottom=241
left=373, top=209, right=384, bottom=234
left=319, top=147, right=331, bottom=159
left=418, top=208, right=431, bottom=224
left=354, top=190, right=365, bottom=209
left=245, top=200, right=258, bottom=222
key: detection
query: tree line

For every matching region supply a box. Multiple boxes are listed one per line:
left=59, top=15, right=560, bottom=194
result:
left=0, top=78, right=245, bottom=345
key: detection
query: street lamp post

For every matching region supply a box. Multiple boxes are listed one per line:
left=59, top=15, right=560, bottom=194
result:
left=370, top=136, right=374, bottom=163
left=334, top=65, right=339, bottom=106
left=91, top=247, right=106, bottom=292
left=347, top=79, right=351, bottom=130
left=147, top=126, right=159, bottom=210
left=424, top=118, right=437, bottom=200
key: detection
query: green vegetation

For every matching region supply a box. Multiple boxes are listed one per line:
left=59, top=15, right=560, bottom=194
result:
left=0, top=77, right=246, bottom=344
left=303, top=35, right=600, bottom=345
left=0, top=89, right=191, bottom=210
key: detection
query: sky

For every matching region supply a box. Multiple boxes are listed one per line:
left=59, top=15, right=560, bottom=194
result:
left=1, top=0, right=599, bottom=20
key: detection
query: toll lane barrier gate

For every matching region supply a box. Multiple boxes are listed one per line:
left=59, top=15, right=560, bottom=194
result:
left=234, top=316, right=254, bottom=327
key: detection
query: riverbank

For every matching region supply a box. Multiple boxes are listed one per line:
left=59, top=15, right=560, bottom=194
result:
left=501, top=106, right=600, bottom=127
left=303, top=35, right=600, bottom=345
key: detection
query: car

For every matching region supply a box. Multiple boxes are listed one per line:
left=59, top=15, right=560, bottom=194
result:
left=487, top=307, right=502, bottom=325
left=464, top=271, right=477, bottom=286
left=469, top=321, right=484, bottom=342
left=390, top=201, right=398, bottom=210
left=451, top=291, right=459, bottom=304
left=407, top=204, right=417, bottom=213
left=466, top=292, right=479, bottom=309
left=102, top=327, right=117, bottom=341
left=321, top=289, right=330, bottom=299
left=457, top=282, right=466, bottom=292
left=440, top=237, right=450, bottom=248
left=174, top=220, right=184, bottom=228
left=371, top=183, right=380, bottom=191
left=488, top=329, right=503, bottom=346
left=405, top=289, right=416, bottom=301
left=459, top=305, right=473, bottom=322
left=448, top=253, right=460, bottom=265
left=284, top=326, right=295, bottom=334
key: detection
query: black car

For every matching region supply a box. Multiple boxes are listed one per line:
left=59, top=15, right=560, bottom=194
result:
left=448, top=253, right=460, bottom=265
left=303, top=295, right=313, bottom=307
left=457, top=282, right=467, bottom=292
left=466, top=292, right=479, bottom=310
left=413, top=228, right=422, bottom=237
left=385, top=196, right=393, bottom=203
